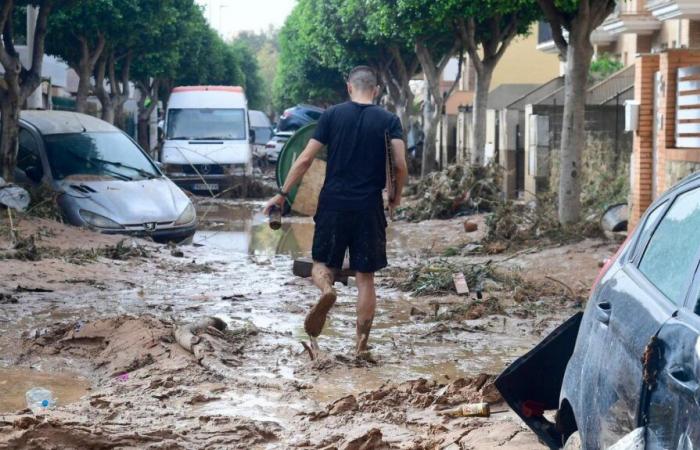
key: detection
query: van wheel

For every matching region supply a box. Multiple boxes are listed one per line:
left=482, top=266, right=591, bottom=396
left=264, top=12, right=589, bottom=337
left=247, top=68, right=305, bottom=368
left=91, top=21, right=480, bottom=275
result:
left=563, top=431, right=582, bottom=450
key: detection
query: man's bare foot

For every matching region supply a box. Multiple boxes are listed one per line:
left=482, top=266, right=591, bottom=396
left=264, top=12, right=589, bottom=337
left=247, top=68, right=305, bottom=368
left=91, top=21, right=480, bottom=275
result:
left=304, top=288, right=337, bottom=337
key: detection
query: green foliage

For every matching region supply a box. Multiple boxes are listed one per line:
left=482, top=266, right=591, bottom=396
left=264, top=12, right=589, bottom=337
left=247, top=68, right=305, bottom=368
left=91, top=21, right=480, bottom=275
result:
left=273, top=0, right=347, bottom=109
left=236, top=29, right=279, bottom=112
left=589, top=53, right=623, bottom=82
left=45, top=0, right=264, bottom=109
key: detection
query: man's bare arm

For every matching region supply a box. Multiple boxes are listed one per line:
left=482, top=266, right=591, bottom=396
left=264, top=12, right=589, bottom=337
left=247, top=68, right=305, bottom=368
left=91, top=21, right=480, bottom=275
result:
left=390, top=138, right=408, bottom=207
left=264, top=138, right=325, bottom=214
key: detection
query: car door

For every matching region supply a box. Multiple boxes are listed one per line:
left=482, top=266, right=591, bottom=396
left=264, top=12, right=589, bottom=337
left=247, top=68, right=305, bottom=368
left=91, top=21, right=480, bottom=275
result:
left=632, top=185, right=700, bottom=449
left=585, top=186, right=700, bottom=449
left=645, top=308, right=700, bottom=449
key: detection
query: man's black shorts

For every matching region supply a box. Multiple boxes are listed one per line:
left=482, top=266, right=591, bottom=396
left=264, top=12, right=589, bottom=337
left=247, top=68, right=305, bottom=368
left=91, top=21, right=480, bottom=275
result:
left=312, top=203, right=387, bottom=273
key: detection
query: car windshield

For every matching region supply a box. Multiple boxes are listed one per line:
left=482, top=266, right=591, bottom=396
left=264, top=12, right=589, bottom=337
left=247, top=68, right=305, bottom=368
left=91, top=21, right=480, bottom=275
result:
left=44, top=132, right=159, bottom=181
left=166, top=108, right=246, bottom=140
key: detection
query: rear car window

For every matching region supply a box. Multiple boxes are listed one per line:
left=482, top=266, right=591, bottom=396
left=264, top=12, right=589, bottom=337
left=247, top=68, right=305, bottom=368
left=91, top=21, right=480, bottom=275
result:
left=639, top=188, right=700, bottom=305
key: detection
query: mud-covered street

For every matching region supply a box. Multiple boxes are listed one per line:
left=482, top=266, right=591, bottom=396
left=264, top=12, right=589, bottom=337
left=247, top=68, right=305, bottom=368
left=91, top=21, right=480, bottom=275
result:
left=0, top=200, right=619, bottom=449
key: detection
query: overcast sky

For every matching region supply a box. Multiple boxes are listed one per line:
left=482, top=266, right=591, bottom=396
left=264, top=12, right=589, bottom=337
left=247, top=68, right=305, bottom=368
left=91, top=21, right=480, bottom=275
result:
left=196, top=0, right=296, bottom=39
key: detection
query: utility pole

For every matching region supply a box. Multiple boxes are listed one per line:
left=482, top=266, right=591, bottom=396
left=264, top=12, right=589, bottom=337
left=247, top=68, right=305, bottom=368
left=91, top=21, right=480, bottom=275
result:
left=25, top=6, right=43, bottom=109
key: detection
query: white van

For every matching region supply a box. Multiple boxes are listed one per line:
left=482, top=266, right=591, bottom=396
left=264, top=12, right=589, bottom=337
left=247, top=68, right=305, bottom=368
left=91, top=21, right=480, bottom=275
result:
left=160, top=86, right=252, bottom=194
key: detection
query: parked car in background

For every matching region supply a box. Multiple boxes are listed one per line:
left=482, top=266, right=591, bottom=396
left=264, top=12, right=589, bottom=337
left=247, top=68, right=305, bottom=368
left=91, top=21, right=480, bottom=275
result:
left=249, top=109, right=273, bottom=160
left=497, top=173, right=700, bottom=449
left=264, top=131, right=293, bottom=163
left=160, top=86, right=252, bottom=195
left=276, top=104, right=324, bottom=132
left=14, top=111, right=196, bottom=243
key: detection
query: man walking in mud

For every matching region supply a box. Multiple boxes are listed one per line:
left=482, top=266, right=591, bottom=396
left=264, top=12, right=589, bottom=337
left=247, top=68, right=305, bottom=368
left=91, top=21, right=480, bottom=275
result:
left=264, top=66, right=408, bottom=356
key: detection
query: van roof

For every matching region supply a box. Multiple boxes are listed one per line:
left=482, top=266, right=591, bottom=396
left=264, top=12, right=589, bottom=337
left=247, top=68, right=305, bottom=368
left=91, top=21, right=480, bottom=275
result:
left=172, top=86, right=244, bottom=93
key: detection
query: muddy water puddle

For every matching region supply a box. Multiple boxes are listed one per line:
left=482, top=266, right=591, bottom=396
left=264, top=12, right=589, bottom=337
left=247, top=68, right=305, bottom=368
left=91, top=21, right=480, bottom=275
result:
left=188, top=201, right=541, bottom=410
left=0, top=368, right=91, bottom=413
left=194, top=200, right=413, bottom=257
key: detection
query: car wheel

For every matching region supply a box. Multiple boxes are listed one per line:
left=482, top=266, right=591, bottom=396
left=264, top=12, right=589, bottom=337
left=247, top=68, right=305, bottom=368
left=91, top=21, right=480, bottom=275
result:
left=563, top=431, right=582, bottom=450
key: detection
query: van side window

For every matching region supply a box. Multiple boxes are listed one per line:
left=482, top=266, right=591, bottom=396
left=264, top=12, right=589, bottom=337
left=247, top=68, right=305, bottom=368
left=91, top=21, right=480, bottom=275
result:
left=18, top=129, right=44, bottom=182
left=639, top=188, right=700, bottom=305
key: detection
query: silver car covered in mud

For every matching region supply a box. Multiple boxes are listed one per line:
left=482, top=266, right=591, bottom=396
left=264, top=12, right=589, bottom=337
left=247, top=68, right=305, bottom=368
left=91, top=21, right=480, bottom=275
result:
left=14, top=111, right=196, bottom=243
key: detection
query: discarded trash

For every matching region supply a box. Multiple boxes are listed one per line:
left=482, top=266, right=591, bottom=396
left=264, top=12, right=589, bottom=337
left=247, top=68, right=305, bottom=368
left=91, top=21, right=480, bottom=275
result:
left=0, top=178, right=30, bottom=211
left=401, top=163, right=502, bottom=221
left=170, top=248, right=185, bottom=258
left=452, top=272, right=469, bottom=295
left=25, top=387, right=55, bottom=414
left=438, top=402, right=490, bottom=417
left=268, top=205, right=282, bottom=230
left=463, top=220, right=478, bottom=233
left=601, top=203, right=628, bottom=232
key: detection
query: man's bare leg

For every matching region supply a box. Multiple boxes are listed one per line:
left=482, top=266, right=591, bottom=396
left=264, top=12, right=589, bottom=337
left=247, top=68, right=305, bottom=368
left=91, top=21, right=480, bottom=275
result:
left=355, top=272, right=376, bottom=355
left=304, top=262, right=337, bottom=337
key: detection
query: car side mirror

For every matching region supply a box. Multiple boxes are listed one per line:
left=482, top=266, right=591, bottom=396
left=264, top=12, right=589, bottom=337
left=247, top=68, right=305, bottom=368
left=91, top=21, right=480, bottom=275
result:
left=25, top=166, right=43, bottom=183
left=249, top=129, right=256, bottom=144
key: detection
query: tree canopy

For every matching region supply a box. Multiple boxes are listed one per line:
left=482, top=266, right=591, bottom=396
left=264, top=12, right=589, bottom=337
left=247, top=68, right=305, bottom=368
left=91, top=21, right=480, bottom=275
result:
left=273, top=0, right=348, bottom=110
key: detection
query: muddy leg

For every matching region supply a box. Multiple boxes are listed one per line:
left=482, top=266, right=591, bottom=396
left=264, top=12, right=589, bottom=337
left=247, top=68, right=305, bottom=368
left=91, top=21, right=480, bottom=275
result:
left=355, top=272, right=376, bottom=355
left=304, top=262, right=337, bottom=338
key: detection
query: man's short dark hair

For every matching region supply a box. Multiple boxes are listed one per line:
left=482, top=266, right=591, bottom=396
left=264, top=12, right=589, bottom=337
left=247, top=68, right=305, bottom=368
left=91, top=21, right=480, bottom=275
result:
left=347, top=66, right=378, bottom=92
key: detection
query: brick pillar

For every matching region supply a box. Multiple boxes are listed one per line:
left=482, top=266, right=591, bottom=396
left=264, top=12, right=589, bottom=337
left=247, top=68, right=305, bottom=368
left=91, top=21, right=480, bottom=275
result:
left=630, top=54, right=659, bottom=230
left=657, top=49, right=700, bottom=194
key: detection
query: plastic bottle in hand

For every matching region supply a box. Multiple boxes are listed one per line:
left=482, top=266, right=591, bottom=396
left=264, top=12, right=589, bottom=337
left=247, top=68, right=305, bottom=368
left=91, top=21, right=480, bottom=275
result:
left=269, top=205, right=282, bottom=230
left=26, top=387, right=55, bottom=414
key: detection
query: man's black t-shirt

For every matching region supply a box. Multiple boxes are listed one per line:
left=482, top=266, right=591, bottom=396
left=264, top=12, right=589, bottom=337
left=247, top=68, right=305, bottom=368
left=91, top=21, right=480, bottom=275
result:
left=312, top=101, right=403, bottom=211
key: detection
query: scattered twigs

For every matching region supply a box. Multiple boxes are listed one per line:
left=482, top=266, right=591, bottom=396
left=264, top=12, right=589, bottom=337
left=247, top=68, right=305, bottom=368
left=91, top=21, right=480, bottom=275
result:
left=544, top=275, right=576, bottom=298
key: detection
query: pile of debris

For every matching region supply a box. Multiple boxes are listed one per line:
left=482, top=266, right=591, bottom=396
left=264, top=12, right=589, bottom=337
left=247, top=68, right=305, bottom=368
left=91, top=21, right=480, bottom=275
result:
left=400, top=164, right=502, bottom=221
left=399, top=259, right=496, bottom=296
left=1, top=233, right=151, bottom=263
left=485, top=193, right=603, bottom=249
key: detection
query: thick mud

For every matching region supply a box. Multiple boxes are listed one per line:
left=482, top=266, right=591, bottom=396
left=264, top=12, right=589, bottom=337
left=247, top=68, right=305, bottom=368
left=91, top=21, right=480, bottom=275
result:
left=0, top=200, right=619, bottom=449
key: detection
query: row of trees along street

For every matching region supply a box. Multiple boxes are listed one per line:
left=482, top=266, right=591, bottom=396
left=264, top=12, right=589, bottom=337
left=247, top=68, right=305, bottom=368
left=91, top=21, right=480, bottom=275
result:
left=275, top=0, right=616, bottom=224
left=0, top=0, right=265, bottom=178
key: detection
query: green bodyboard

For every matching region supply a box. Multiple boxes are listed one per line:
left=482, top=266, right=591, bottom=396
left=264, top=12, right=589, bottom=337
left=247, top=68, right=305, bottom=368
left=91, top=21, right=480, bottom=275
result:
left=275, top=123, right=326, bottom=208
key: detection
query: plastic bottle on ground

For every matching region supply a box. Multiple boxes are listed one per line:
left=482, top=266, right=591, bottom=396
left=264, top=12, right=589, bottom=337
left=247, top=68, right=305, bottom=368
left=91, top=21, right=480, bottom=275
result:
left=25, top=387, right=55, bottom=414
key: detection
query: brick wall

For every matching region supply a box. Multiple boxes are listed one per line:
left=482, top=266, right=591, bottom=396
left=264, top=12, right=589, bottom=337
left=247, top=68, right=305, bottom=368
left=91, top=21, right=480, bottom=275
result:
left=630, top=54, right=658, bottom=230
left=630, top=49, right=700, bottom=229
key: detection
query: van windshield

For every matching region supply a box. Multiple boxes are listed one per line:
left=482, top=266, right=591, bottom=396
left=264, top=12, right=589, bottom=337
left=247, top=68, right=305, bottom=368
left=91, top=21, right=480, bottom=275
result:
left=166, top=108, right=246, bottom=140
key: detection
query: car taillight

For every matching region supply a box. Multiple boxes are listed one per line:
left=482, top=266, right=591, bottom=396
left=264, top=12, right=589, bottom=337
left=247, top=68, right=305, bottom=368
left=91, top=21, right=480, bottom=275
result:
left=281, top=111, right=290, bottom=118
left=591, top=234, right=632, bottom=294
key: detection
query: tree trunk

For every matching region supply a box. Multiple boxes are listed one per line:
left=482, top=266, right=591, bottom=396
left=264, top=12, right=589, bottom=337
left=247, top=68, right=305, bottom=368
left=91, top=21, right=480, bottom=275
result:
left=0, top=97, right=20, bottom=181
left=471, top=62, right=495, bottom=167
left=137, top=115, right=150, bottom=151
left=558, top=27, right=593, bottom=224
left=75, top=65, right=91, bottom=114
left=421, top=90, right=441, bottom=176
left=100, top=97, right=115, bottom=123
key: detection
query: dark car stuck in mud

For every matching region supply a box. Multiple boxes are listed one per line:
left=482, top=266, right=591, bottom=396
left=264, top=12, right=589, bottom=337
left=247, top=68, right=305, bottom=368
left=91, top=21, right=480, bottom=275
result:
left=497, top=173, right=700, bottom=449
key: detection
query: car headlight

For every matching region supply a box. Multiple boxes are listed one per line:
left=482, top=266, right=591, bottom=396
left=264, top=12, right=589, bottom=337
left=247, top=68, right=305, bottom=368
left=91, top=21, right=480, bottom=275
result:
left=79, top=210, right=124, bottom=229
left=174, top=203, right=196, bottom=226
